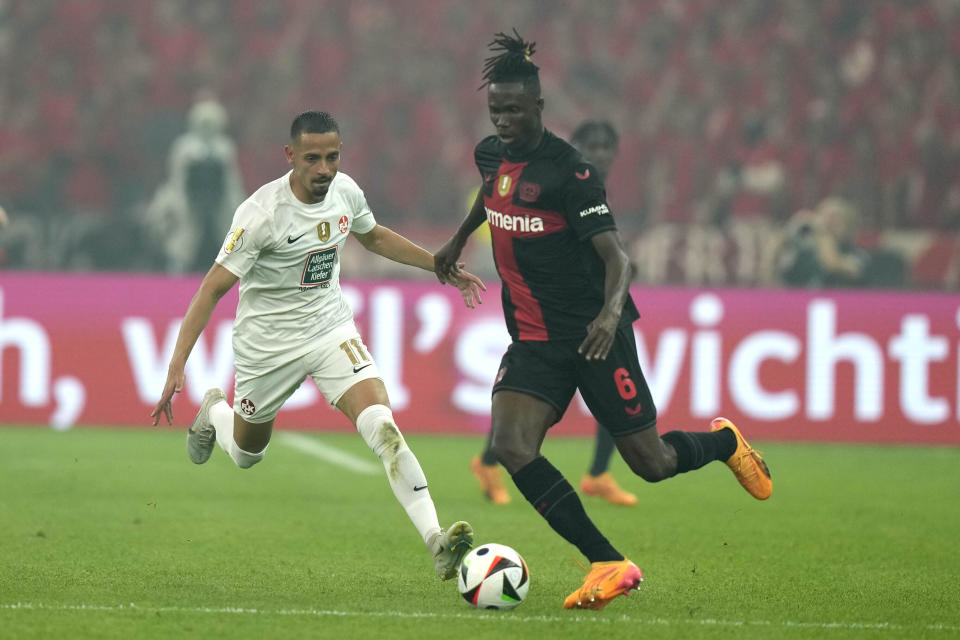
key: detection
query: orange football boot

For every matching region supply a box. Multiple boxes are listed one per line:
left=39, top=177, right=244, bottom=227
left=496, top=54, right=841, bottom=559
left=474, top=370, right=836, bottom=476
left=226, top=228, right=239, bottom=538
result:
left=580, top=472, right=638, bottom=506
left=711, top=417, right=772, bottom=500
left=470, top=455, right=510, bottom=504
left=563, top=559, right=643, bottom=610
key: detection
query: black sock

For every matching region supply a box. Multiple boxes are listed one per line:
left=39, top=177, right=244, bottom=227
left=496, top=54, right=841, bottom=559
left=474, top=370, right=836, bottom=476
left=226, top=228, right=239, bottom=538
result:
left=512, top=456, right=623, bottom=563
left=480, top=430, right=498, bottom=465
left=588, top=424, right=617, bottom=477
left=661, top=429, right=737, bottom=474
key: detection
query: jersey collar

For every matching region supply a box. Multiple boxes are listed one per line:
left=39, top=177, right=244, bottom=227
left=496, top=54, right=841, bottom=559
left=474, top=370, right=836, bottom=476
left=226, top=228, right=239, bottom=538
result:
left=503, top=128, right=549, bottom=162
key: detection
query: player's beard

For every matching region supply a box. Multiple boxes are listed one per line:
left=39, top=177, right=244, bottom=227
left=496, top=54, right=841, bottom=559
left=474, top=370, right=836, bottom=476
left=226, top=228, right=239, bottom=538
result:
left=311, top=179, right=331, bottom=199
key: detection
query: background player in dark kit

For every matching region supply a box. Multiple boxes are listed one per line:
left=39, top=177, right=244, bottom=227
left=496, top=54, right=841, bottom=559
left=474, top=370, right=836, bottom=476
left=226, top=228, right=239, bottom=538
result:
left=436, top=31, right=772, bottom=610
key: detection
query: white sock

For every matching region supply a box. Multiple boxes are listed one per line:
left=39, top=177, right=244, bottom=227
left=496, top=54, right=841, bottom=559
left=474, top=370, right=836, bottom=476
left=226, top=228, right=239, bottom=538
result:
left=355, top=404, right=442, bottom=550
left=210, top=400, right=235, bottom=453
left=210, top=400, right=263, bottom=469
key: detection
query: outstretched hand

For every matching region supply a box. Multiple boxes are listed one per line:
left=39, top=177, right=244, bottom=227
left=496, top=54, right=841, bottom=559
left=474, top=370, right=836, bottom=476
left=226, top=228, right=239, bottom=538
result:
left=441, top=264, right=486, bottom=308
left=151, top=364, right=185, bottom=426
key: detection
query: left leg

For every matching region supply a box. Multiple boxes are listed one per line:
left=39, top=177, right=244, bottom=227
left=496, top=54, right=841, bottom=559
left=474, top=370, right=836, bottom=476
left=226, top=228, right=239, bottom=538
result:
left=617, top=418, right=771, bottom=500
left=616, top=422, right=732, bottom=481
left=580, top=326, right=770, bottom=498
left=579, top=326, right=736, bottom=482
left=335, top=376, right=472, bottom=580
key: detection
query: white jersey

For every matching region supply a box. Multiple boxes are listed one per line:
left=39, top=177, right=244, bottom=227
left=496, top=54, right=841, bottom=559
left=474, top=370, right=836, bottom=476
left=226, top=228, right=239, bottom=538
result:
left=215, top=171, right=376, bottom=368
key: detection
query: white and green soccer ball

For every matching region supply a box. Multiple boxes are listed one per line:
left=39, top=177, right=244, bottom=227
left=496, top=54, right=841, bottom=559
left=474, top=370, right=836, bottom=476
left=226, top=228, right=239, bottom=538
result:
left=457, top=543, right=530, bottom=610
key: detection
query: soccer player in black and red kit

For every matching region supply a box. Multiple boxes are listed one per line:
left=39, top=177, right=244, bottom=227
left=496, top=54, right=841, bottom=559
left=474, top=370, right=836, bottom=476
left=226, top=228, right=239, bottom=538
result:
left=471, top=120, right=639, bottom=507
left=436, top=31, right=772, bottom=610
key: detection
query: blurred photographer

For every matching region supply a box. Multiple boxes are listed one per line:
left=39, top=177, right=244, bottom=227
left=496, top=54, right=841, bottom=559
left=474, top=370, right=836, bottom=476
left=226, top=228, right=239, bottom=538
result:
left=777, top=197, right=870, bottom=288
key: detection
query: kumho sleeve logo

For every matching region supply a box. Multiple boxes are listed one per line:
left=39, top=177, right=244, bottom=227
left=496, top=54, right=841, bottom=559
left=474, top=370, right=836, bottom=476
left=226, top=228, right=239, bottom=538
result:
left=578, top=204, right=610, bottom=218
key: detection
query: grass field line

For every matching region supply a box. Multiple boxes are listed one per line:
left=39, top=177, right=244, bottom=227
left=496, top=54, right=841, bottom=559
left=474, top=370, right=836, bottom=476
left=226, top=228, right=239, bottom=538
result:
left=277, top=432, right=379, bottom=474
left=3, top=602, right=959, bottom=633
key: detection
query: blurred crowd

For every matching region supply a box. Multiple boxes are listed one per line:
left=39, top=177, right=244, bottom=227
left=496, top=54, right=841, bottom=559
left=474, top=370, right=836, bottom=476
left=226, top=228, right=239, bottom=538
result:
left=0, top=0, right=958, bottom=286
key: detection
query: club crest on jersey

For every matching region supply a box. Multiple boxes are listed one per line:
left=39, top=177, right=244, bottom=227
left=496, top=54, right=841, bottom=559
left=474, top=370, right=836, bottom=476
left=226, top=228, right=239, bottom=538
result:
left=517, top=181, right=540, bottom=202
left=223, top=228, right=245, bottom=254
left=497, top=175, right=513, bottom=197
left=317, top=221, right=330, bottom=242
left=338, top=215, right=349, bottom=233
left=240, top=398, right=256, bottom=415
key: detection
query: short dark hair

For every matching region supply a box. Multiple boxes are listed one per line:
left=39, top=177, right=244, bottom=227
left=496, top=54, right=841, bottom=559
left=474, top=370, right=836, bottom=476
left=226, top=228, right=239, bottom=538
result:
left=290, top=110, right=340, bottom=140
left=480, top=29, right=540, bottom=94
left=570, top=120, right=619, bottom=148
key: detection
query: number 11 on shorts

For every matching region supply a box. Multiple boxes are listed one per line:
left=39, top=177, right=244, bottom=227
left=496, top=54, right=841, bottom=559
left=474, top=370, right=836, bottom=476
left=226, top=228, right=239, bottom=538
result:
left=339, top=338, right=372, bottom=367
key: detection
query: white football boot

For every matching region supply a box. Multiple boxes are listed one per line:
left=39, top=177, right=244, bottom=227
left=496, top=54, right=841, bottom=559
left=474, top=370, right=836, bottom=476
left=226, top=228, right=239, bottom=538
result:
left=186, top=388, right=226, bottom=464
left=433, top=521, right=474, bottom=580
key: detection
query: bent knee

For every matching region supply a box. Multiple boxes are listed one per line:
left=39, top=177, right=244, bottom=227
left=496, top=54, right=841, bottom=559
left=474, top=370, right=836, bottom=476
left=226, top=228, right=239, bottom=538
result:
left=627, top=459, right=673, bottom=483
left=490, top=440, right=536, bottom=474
left=231, top=445, right=265, bottom=469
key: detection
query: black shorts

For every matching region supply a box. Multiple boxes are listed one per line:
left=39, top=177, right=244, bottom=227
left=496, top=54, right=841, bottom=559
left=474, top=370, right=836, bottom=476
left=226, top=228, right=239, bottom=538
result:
left=492, top=325, right=657, bottom=437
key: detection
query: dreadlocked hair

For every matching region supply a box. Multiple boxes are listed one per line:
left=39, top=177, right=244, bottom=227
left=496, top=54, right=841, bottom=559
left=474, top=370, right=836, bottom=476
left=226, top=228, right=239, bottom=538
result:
left=479, top=29, right=540, bottom=91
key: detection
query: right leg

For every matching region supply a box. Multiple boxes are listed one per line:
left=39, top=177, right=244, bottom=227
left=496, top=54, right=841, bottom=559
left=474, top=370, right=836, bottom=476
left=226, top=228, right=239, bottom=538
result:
left=214, top=402, right=273, bottom=469
left=188, top=355, right=306, bottom=469
left=492, top=339, right=641, bottom=609
left=492, top=390, right=623, bottom=564
left=187, top=387, right=274, bottom=469
left=492, top=390, right=642, bottom=609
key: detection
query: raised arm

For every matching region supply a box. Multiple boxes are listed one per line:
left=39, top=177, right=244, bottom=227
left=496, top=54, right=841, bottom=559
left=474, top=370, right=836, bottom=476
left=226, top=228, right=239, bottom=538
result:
left=578, top=230, right=632, bottom=361
left=151, top=262, right=239, bottom=425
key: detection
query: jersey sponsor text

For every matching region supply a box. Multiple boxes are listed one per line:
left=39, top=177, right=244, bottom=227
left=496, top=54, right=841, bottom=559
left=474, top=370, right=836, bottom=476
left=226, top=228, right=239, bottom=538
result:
left=485, top=207, right=544, bottom=233
left=301, top=247, right=338, bottom=287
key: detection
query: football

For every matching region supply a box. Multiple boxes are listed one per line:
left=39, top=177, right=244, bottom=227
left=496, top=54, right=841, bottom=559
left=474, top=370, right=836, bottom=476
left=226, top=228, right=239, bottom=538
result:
left=457, top=543, right=530, bottom=610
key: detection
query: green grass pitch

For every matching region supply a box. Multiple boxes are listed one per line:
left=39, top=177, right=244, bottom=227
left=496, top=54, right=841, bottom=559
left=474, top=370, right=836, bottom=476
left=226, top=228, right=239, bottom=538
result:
left=1, top=425, right=958, bottom=639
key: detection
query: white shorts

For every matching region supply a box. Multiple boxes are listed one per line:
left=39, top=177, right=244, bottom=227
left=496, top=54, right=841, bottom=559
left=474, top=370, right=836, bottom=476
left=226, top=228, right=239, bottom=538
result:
left=232, top=321, right=381, bottom=423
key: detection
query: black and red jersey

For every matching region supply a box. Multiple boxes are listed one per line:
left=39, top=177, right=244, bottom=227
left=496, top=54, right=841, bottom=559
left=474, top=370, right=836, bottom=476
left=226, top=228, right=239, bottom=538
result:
left=475, top=130, right=639, bottom=342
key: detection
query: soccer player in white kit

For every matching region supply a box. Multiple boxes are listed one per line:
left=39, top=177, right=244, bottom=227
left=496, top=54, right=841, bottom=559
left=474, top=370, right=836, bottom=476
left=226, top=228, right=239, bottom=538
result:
left=151, top=110, right=485, bottom=580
